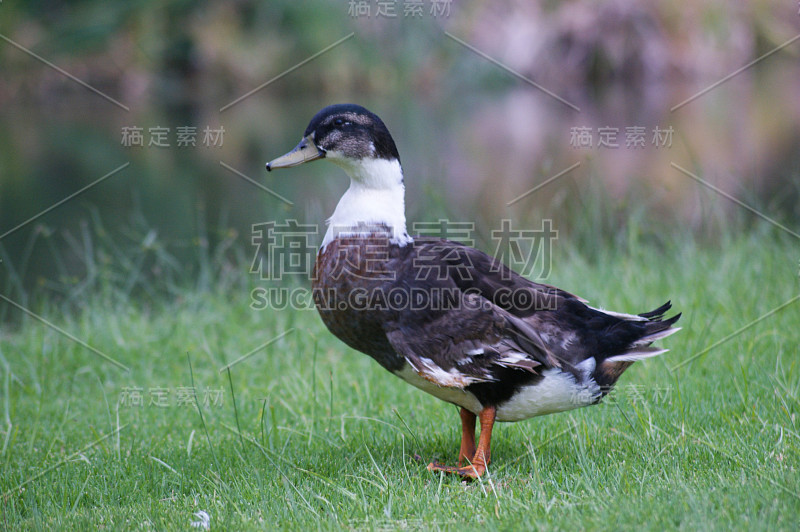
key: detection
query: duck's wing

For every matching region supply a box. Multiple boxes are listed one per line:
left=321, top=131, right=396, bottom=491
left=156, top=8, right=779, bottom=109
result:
left=383, top=239, right=679, bottom=390
left=384, top=294, right=562, bottom=388
left=382, top=240, right=568, bottom=388
left=418, top=238, right=586, bottom=315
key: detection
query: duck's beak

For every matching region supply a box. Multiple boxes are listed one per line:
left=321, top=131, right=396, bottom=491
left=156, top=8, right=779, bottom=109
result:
left=266, top=134, right=325, bottom=171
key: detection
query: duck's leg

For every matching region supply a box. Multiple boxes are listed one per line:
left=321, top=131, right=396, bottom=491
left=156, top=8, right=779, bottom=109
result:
left=458, top=406, right=496, bottom=478
left=428, top=406, right=496, bottom=479
left=458, top=408, right=477, bottom=466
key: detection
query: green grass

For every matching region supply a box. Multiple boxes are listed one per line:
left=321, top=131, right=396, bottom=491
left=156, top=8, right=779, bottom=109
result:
left=1, top=226, right=799, bottom=531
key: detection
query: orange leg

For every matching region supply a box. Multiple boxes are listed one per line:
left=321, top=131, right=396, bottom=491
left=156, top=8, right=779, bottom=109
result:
left=428, top=406, right=496, bottom=479
left=458, top=408, right=476, bottom=466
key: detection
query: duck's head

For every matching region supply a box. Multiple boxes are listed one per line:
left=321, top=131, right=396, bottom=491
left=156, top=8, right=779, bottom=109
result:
left=266, top=103, right=402, bottom=187
left=266, top=104, right=411, bottom=247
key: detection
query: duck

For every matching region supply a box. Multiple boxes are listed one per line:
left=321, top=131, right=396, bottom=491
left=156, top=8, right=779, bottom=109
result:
left=266, top=103, right=680, bottom=479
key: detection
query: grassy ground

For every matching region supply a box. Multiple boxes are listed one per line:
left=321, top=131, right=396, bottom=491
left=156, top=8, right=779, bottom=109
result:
left=1, top=226, right=799, bottom=531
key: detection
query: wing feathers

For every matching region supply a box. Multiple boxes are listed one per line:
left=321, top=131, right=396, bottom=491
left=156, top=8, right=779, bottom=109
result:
left=632, top=326, right=682, bottom=346
left=383, top=241, right=680, bottom=392
left=605, top=347, right=669, bottom=363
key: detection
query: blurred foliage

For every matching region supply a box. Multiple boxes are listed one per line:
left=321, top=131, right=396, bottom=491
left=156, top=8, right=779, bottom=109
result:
left=0, top=0, right=798, bottom=297
left=1, top=0, right=797, bottom=104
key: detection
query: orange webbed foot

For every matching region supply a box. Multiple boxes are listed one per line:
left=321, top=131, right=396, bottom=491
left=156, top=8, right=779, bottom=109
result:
left=427, top=460, right=486, bottom=480
left=426, top=406, right=496, bottom=480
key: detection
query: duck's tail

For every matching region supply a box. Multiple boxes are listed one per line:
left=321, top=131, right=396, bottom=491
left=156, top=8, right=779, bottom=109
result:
left=594, top=301, right=681, bottom=391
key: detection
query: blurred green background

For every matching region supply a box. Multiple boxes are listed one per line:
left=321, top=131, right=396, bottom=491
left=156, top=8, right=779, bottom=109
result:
left=0, top=0, right=798, bottom=302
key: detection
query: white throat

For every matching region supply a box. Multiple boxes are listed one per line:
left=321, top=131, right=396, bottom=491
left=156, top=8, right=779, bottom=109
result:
left=321, top=157, right=412, bottom=249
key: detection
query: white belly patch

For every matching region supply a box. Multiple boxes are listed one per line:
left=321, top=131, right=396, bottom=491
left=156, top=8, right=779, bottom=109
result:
left=394, top=364, right=600, bottom=422
left=496, top=367, right=600, bottom=421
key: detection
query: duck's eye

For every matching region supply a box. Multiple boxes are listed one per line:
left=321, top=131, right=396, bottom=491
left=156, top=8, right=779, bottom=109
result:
left=333, top=118, right=350, bottom=127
